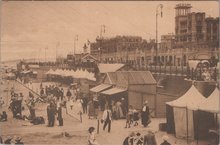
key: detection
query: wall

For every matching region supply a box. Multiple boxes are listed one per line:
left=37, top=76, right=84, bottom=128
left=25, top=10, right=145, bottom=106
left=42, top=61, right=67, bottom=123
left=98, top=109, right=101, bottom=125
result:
left=128, top=84, right=156, bottom=116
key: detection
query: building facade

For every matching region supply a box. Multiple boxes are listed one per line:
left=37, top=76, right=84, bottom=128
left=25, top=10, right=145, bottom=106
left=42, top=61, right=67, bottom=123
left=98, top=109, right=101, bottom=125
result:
left=90, top=36, right=156, bottom=66
left=155, top=3, right=219, bottom=67
left=90, top=3, right=219, bottom=68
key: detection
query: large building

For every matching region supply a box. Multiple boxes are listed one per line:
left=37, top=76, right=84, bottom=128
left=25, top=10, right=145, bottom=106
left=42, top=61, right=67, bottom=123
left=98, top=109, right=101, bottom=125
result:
left=175, top=3, right=219, bottom=43
left=90, top=36, right=156, bottom=67
left=157, top=3, right=219, bottom=66
left=91, top=3, right=219, bottom=67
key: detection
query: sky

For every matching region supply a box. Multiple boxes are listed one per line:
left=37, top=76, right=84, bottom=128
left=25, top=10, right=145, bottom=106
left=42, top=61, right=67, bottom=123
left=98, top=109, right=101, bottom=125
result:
left=0, top=1, right=219, bottom=61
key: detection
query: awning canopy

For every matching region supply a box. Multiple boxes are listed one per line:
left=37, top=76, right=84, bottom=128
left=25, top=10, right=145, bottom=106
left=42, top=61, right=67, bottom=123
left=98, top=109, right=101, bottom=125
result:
left=101, top=87, right=127, bottom=95
left=90, top=84, right=112, bottom=93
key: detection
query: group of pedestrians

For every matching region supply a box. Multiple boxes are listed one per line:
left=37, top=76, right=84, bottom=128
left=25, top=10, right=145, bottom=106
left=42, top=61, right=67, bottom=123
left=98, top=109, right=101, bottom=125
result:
left=40, top=83, right=65, bottom=102
left=125, top=105, right=139, bottom=128
left=9, top=91, right=24, bottom=119
left=46, top=101, right=63, bottom=127
left=123, top=131, right=171, bottom=145
left=87, top=97, right=127, bottom=120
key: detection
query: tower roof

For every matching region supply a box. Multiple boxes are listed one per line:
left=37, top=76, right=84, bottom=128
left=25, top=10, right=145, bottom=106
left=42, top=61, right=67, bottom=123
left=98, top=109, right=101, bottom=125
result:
left=175, top=3, right=192, bottom=9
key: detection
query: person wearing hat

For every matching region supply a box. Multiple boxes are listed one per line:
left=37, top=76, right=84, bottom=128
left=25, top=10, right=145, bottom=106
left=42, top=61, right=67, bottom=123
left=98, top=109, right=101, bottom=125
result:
left=121, top=97, right=127, bottom=117
left=123, top=132, right=135, bottom=145
left=93, top=97, right=99, bottom=119
left=4, top=136, right=13, bottom=144
left=141, top=101, right=150, bottom=127
left=66, top=89, right=72, bottom=101
left=160, top=135, right=171, bottom=145
left=134, top=132, right=144, bottom=145
left=57, top=103, right=63, bottom=126
left=144, top=130, right=157, bottom=145
left=102, top=106, right=112, bottom=133
left=88, top=126, right=99, bottom=145
left=0, top=111, right=7, bottom=122
left=15, top=137, right=24, bottom=145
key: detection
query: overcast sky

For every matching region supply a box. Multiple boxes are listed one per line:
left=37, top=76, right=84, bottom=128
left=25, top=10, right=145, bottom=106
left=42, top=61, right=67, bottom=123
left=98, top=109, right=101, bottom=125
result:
left=0, top=1, right=219, bottom=61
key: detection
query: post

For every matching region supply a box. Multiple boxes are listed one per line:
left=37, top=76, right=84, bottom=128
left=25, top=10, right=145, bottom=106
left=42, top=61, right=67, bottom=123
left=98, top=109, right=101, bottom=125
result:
left=191, top=68, right=194, bottom=80
left=159, top=64, right=161, bottom=74
left=155, top=4, right=163, bottom=66
left=214, top=67, right=217, bottom=81
left=197, top=111, right=199, bottom=145
left=74, top=35, right=78, bottom=55
left=80, top=111, right=82, bottom=123
left=97, top=119, right=100, bottom=134
left=165, top=65, right=166, bottom=74
left=199, top=67, right=202, bottom=81
left=181, top=65, right=184, bottom=76
left=6, top=80, right=9, bottom=107
left=176, top=66, right=178, bottom=76
left=170, top=65, right=172, bottom=76
left=44, top=47, right=47, bottom=63
left=186, top=108, right=189, bottom=144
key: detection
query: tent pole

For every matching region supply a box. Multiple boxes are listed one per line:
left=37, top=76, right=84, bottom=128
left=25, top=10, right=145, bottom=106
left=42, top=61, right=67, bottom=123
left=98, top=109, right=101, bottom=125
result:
left=186, top=107, right=189, bottom=144
left=197, top=110, right=199, bottom=145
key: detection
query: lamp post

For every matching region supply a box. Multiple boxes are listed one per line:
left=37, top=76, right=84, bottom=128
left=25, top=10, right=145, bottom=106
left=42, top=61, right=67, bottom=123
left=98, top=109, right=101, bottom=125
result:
left=156, top=4, right=163, bottom=66
left=45, top=47, right=48, bottom=63
left=74, top=35, right=78, bottom=55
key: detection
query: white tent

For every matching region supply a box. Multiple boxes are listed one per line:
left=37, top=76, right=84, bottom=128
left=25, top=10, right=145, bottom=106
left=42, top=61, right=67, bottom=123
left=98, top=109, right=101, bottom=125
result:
left=199, top=87, right=220, bottom=113
left=166, top=85, right=206, bottom=140
left=64, top=70, right=72, bottom=77
left=45, top=69, right=54, bottom=75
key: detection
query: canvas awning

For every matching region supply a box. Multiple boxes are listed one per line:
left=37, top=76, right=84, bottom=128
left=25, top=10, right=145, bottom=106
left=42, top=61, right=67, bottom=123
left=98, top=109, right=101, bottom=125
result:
left=90, top=84, right=112, bottom=93
left=101, top=87, right=127, bottom=95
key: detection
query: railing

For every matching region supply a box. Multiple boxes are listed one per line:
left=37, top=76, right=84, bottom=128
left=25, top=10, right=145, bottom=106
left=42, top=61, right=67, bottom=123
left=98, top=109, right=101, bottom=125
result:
left=129, top=63, right=219, bottom=81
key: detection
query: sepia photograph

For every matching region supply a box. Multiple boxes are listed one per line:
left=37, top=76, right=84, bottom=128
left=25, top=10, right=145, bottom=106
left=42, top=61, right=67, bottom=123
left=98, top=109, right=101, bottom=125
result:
left=0, top=0, right=219, bottom=145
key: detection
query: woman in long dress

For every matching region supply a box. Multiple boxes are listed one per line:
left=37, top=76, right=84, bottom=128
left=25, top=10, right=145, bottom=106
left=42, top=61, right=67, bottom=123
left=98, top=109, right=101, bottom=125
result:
left=115, top=101, right=124, bottom=119
left=141, top=101, right=150, bottom=127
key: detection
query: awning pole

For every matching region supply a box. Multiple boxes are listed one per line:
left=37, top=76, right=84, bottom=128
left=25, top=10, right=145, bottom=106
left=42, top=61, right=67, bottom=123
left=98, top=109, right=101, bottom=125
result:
left=186, top=107, right=189, bottom=144
left=197, top=110, right=199, bottom=145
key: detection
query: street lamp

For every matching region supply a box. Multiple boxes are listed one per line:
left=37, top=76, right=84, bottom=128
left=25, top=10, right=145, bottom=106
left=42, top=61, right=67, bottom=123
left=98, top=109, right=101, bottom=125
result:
left=74, top=35, right=78, bottom=55
left=45, top=47, right=48, bottom=63
left=156, top=4, right=163, bottom=66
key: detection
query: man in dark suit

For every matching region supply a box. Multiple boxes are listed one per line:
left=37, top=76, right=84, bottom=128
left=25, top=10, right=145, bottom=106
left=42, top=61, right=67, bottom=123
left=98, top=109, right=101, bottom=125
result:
left=47, top=102, right=56, bottom=127
left=57, top=103, right=63, bottom=126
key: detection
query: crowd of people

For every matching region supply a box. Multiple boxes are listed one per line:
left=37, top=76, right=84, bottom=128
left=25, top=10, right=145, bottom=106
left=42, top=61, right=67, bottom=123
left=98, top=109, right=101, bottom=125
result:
left=0, top=136, right=24, bottom=145
left=123, top=131, right=171, bottom=145
left=87, top=125, right=171, bottom=145
left=2, top=80, right=162, bottom=145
